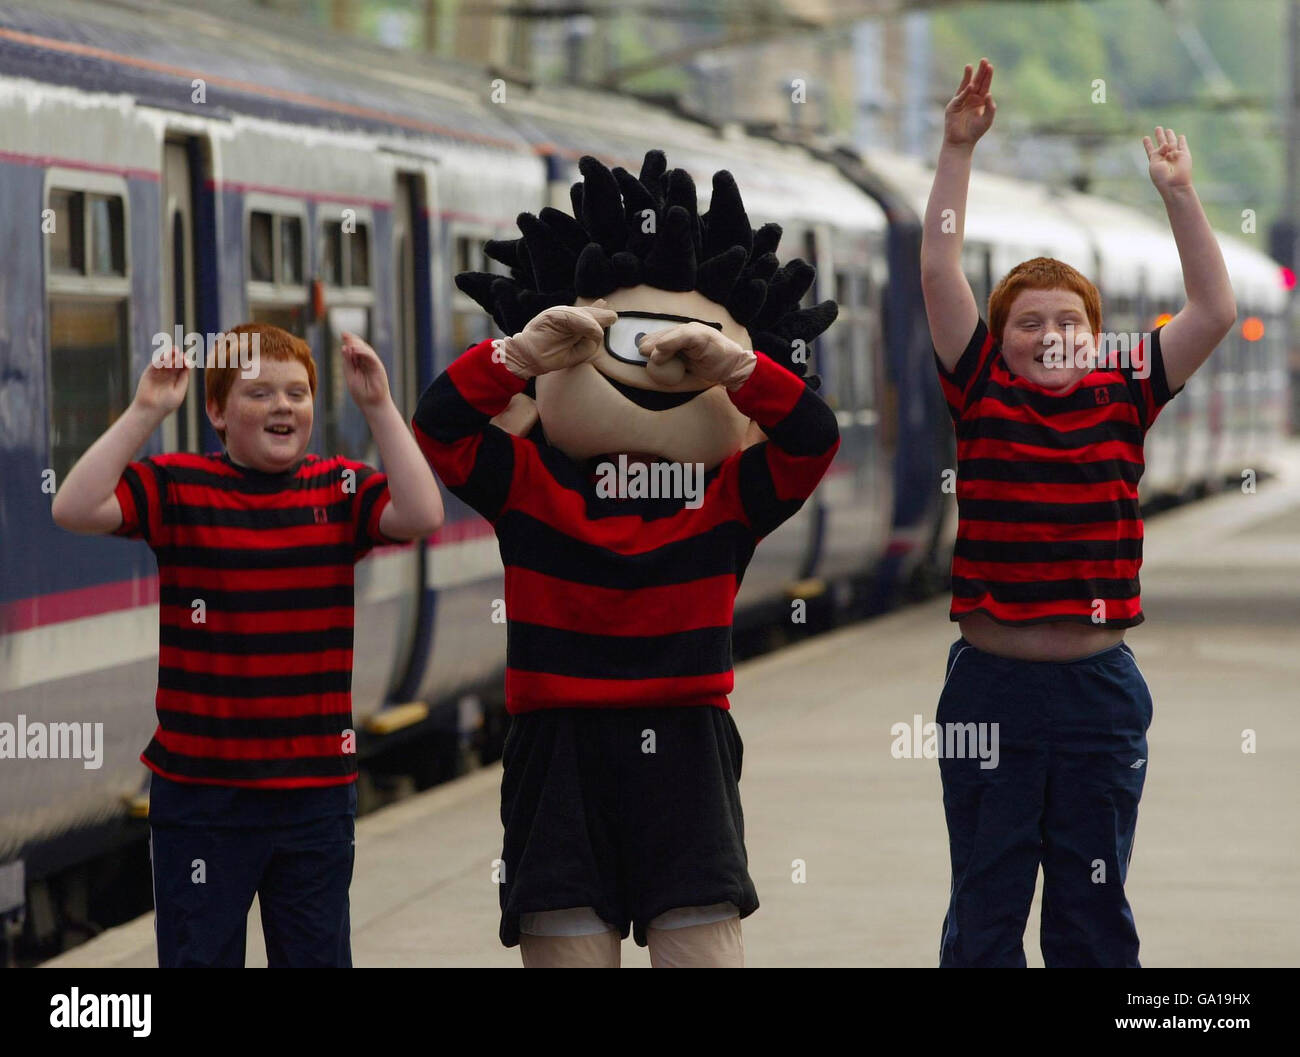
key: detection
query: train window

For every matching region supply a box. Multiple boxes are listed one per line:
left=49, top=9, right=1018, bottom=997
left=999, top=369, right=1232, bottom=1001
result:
left=317, top=210, right=375, bottom=461
left=801, top=230, right=818, bottom=308
left=246, top=198, right=308, bottom=337
left=280, top=216, right=303, bottom=285
left=321, top=218, right=371, bottom=288
left=853, top=272, right=878, bottom=412
left=322, top=300, right=374, bottom=462
left=49, top=190, right=85, bottom=273
left=322, top=221, right=343, bottom=285
left=454, top=235, right=483, bottom=276
left=45, top=175, right=131, bottom=483
left=450, top=229, right=497, bottom=361
left=835, top=272, right=856, bottom=311
left=249, top=207, right=306, bottom=287
left=351, top=225, right=370, bottom=287
left=47, top=301, right=131, bottom=484
left=47, top=189, right=125, bottom=278
left=249, top=211, right=274, bottom=282
left=88, top=195, right=125, bottom=276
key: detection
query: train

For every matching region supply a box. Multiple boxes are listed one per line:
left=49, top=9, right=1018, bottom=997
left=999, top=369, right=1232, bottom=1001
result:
left=0, top=0, right=1289, bottom=957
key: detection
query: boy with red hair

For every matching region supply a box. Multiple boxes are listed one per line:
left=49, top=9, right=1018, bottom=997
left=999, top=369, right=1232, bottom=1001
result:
left=921, top=59, right=1237, bottom=966
left=53, top=323, right=442, bottom=966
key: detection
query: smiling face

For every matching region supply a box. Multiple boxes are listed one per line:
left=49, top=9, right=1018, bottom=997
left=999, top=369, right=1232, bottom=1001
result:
left=532, top=285, right=758, bottom=468
left=207, top=356, right=314, bottom=472
left=999, top=287, right=1099, bottom=390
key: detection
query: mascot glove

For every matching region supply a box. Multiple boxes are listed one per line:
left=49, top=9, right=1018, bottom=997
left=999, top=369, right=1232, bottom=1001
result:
left=496, top=302, right=618, bottom=381
left=641, top=323, right=758, bottom=391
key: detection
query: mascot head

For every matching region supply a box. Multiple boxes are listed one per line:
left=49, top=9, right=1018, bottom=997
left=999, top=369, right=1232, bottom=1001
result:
left=455, top=150, right=837, bottom=469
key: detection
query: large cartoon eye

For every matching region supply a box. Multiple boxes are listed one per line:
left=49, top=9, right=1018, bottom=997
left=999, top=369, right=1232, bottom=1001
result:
left=603, top=315, right=677, bottom=366
left=602, top=314, right=722, bottom=366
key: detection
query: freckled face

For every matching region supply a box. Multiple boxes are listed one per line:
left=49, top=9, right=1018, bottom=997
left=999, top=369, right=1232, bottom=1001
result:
left=207, top=357, right=313, bottom=472
left=1000, top=288, right=1097, bottom=390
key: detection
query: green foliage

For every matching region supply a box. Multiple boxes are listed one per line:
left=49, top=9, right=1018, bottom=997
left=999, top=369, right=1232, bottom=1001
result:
left=930, top=0, right=1289, bottom=235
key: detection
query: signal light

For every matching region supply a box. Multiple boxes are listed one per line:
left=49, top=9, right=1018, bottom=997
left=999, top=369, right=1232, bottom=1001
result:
left=1153, top=312, right=1173, bottom=327
left=1282, top=266, right=1296, bottom=291
left=1241, top=317, right=1265, bottom=342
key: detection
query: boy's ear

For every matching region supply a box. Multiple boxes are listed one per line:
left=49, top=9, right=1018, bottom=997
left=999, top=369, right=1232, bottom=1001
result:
left=205, top=397, right=225, bottom=433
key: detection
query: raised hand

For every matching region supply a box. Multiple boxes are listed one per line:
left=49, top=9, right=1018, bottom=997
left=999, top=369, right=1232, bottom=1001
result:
left=341, top=331, right=392, bottom=410
left=496, top=299, right=619, bottom=379
left=638, top=322, right=756, bottom=391
left=135, top=345, right=190, bottom=415
left=1143, top=126, right=1193, bottom=195
left=945, top=58, right=996, bottom=147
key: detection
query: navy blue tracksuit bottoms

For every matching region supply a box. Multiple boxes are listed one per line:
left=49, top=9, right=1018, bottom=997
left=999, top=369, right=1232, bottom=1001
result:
left=148, top=773, right=356, bottom=968
left=936, top=637, right=1153, bottom=968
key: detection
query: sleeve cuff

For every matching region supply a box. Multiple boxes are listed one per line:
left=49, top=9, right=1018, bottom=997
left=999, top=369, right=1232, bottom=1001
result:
left=935, top=318, right=991, bottom=387
left=728, top=351, right=805, bottom=411
left=111, top=475, right=138, bottom=536
left=1148, top=325, right=1182, bottom=403
left=368, top=485, right=401, bottom=545
left=452, top=338, right=530, bottom=404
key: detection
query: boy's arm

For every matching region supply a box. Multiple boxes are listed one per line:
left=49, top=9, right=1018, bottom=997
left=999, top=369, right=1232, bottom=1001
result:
left=369, top=399, right=445, bottom=541
left=639, top=324, right=840, bottom=538
left=50, top=347, right=186, bottom=534
left=922, top=59, right=996, bottom=372
left=1142, top=128, right=1237, bottom=392
left=339, top=333, right=443, bottom=541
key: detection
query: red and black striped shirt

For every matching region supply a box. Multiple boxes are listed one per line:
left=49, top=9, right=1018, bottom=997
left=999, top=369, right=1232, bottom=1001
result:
left=936, top=319, right=1181, bottom=627
left=412, top=338, right=840, bottom=714
left=112, top=451, right=395, bottom=787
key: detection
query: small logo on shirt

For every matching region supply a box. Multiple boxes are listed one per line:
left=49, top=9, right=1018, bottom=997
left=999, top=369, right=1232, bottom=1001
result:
left=313, top=506, right=328, bottom=524
left=1094, top=386, right=1111, bottom=405
left=1130, top=758, right=1146, bottom=769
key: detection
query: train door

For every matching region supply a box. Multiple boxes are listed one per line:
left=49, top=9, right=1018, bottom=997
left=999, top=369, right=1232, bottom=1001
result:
left=160, top=138, right=203, bottom=452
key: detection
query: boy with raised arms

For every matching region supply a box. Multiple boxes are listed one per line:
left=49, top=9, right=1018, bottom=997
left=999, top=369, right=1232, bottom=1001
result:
left=53, top=323, right=442, bottom=966
left=921, top=59, right=1236, bottom=967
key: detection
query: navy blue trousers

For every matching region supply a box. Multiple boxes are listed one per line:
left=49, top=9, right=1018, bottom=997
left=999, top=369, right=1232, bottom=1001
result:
left=936, top=638, right=1153, bottom=968
left=148, top=774, right=356, bottom=968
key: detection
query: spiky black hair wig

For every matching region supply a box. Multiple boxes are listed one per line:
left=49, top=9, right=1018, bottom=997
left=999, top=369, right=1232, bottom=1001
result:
left=454, top=149, right=837, bottom=387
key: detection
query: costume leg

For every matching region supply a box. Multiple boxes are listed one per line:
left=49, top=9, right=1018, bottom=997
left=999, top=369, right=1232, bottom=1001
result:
left=519, top=907, right=620, bottom=968
left=1039, top=644, right=1151, bottom=968
left=647, top=904, right=743, bottom=967
left=937, top=641, right=1048, bottom=967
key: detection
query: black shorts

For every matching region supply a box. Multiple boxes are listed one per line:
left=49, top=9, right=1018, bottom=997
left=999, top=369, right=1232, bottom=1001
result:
left=498, top=705, right=759, bottom=947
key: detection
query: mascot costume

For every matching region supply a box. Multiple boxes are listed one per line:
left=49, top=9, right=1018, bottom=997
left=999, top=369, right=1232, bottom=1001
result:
left=412, top=150, right=840, bottom=967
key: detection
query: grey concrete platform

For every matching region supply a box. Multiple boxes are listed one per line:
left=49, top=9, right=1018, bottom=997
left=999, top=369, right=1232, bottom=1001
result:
left=45, top=447, right=1300, bottom=968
